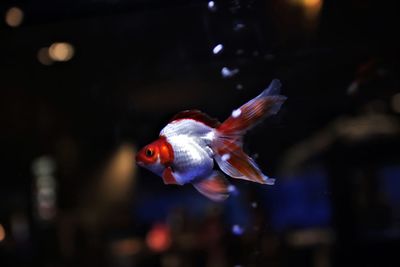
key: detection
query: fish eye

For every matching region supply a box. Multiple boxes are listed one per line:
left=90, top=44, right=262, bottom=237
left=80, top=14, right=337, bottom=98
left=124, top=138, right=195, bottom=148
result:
left=145, top=148, right=154, bottom=157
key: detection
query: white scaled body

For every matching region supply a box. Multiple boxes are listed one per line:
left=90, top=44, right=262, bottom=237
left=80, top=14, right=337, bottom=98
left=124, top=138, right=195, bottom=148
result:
left=160, top=120, right=215, bottom=185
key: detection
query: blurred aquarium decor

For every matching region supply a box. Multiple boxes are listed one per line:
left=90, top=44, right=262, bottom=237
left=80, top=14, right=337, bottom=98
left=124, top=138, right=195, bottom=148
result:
left=0, top=0, right=399, bottom=267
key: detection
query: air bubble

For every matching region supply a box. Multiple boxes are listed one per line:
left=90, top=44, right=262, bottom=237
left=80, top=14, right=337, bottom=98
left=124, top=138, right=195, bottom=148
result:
left=228, top=185, right=239, bottom=196
left=236, top=49, right=244, bottom=55
left=221, top=153, right=231, bottom=161
left=230, top=0, right=241, bottom=13
left=347, top=81, right=358, bottom=95
left=233, top=22, right=245, bottom=31
left=212, top=44, right=224, bottom=54
left=264, top=54, right=275, bottom=61
left=221, top=67, right=239, bottom=78
left=232, top=109, right=242, bottom=118
left=228, top=185, right=236, bottom=193
left=208, top=1, right=217, bottom=12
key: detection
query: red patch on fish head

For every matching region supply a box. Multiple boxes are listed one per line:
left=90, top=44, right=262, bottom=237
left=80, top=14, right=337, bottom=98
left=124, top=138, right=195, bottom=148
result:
left=157, top=136, right=174, bottom=165
left=136, top=136, right=174, bottom=167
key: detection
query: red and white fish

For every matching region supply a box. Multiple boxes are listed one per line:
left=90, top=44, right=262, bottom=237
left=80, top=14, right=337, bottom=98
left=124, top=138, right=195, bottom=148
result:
left=136, top=79, right=287, bottom=201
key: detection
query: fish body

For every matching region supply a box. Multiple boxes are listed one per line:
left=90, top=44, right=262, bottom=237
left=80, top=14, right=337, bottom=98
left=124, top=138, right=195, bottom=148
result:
left=136, top=79, right=287, bottom=201
left=160, top=120, right=215, bottom=185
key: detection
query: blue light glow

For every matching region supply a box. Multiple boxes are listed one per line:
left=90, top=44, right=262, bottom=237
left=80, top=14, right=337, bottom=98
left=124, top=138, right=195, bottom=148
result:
left=232, top=224, right=244, bottom=235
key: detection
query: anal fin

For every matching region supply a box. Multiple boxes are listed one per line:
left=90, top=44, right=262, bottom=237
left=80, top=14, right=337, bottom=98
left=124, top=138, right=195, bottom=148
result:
left=214, top=141, right=275, bottom=185
left=192, top=171, right=230, bottom=202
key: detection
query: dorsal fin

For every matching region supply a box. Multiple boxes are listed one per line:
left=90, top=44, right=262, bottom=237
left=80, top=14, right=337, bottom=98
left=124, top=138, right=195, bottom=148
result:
left=170, top=109, right=221, bottom=128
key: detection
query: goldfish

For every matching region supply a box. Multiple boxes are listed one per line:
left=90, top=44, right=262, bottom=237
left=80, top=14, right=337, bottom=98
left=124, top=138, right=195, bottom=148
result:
left=136, top=79, right=287, bottom=201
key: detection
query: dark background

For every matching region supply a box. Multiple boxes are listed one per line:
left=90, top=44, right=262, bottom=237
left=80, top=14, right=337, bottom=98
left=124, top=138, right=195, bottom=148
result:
left=1, top=0, right=399, bottom=266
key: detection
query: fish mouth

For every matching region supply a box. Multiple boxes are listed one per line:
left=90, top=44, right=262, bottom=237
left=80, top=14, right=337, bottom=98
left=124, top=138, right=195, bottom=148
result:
left=136, top=158, right=145, bottom=167
left=136, top=161, right=144, bottom=167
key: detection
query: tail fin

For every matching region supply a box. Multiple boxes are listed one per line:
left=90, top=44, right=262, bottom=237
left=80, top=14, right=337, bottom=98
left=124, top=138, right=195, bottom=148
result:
left=218, top=79, right=286, bottom=135
left=212, top=79, right=286, bottom=184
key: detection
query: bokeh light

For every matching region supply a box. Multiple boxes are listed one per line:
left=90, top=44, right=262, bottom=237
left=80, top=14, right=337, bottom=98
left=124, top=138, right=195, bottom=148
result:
left=391, top=93, right=400, bottom=113
left=100, top=144, right=136, bottom=201
left=302, top=0, right=323, bottom=21
left=146, top=223, right=171, bottom=253
left=32, top=156, right=57, bottom=221
left=49, top=42, right=75, bottom=62
left=37, top=47, right=54, bottom=65
left=303, top=0, right=322, bottom=8
left=5, top=7, right=24, bottom=27
left=221, top=67, right=239, bottom=78
left=110, top=238, right=142, bottom=256
left=288, top=0, right=323, bottom=21
left=0, top=224, right=5, bottom=242
left=232, top=224, right=244, bottom=236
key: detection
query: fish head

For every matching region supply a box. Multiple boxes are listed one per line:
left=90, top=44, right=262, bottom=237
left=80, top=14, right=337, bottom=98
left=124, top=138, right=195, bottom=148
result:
left=136, top=141, right=160, bottom=165
left=136, top=137, right=174, bottom=177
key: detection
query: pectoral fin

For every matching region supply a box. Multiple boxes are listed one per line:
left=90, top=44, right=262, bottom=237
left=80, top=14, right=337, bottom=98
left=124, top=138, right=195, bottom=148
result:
left=162, top=167, right=178, bottom=185
left=192, top=171, right=230, bottom=202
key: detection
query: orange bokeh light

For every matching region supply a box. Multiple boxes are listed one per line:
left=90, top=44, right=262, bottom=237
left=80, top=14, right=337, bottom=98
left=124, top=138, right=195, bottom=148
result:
left=5, top=7, right=24, bottom=27
left=0, top=224, right=5, bottom=242
left=146, top=223, right=171, bottom=253
left=303, top=0, right=321, bottom=8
